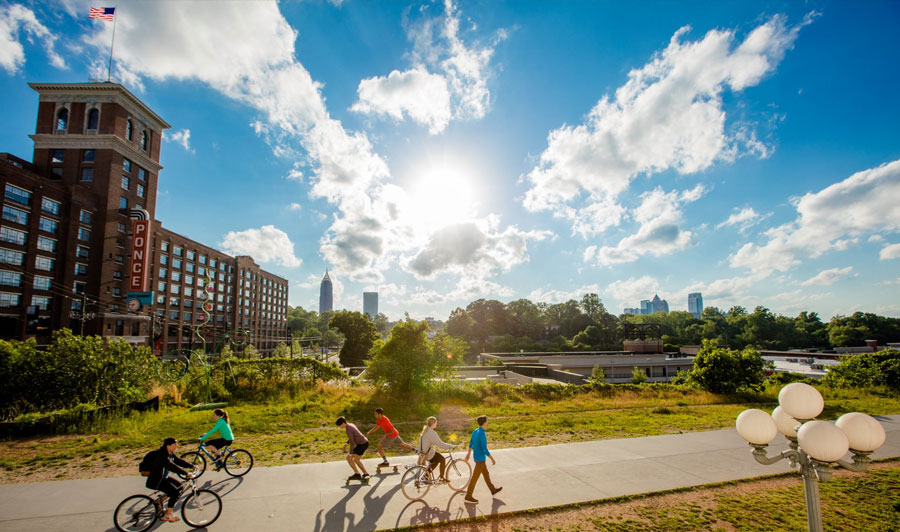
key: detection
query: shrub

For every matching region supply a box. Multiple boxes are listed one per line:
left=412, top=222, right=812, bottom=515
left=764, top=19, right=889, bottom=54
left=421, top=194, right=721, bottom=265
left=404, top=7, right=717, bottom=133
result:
left=631, top=366, right=648, bottom=384
left=822, top=349, right=900, bottom=391
left=684, top=339, right=766, bottom=394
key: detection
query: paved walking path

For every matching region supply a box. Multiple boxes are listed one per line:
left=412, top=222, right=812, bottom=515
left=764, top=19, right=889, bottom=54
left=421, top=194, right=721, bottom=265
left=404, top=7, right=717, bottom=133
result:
left=1, top=415, right=898, bottom=532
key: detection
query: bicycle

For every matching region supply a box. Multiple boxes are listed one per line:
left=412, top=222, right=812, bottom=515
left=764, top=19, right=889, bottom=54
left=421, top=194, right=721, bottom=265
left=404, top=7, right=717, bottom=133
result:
left=113, top=474, right=222, bottom=532
left=181, top=440, right=254, bottom=477
left=156, top=328, right=249, bottom=382
left=400, top=447, right=472, bottom=501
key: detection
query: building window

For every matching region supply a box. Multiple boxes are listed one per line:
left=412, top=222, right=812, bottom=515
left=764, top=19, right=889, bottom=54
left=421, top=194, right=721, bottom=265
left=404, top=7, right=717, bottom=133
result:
left=116, top=238, right=125, bottom=248
left=186, top=251, right=195, bottom=261
left=122, top=175, right=130, bottom=190
left=158, top=281, right=166, bottom=292
left=52, top=149, right=64, bottom=163
left=0, top=249, right=24, bottom=266
left=87, top=108, right=99, bottom=130
left=135, top=203, right=142, bottom=211
left=138, top=167, right=146, bottom=181
left=185, top=263, right=194, bottom=273
left=171, top=272, right=181, bottom=282
left=210, top=258, right=217, bottom=268
left=161, top=242, right=169, bottom=252
left=159, top=268, right=167, bottom=279
left=115, top=320, right=124, bottom=336
left=80, top=210, right=93, bottom=225
left=170, top=284, right=180, bottom=294
left=172, top=258, right=182, bottom=269
left=0, top=292, right=22, bottom=308
left=185, top=287, right=193, bottom=297
left=169, top=310, right=179, bottom=320
left=119, top=196, right=127, bottom=209
left=160, top=254, right=168, bottom=266
left=131, top=322, right=141, bottom=336
left=76, top=245, right=89, bottom=259
left=83, top=149, right=95, bottom=162
left=117, top=222, right=126, bottom=232
left=123, top=158, right=131, bottom=173
left=0, top=271, right=22, bottom=287
left=4, top=184, right=31, bottom=206
left=0, top=227, right=27, bottom=245
left=137, top=184, right=145, bottom=198
left=218, top=272, right=225, bottom=282
left=114, top=254, right=124, bottom=264
left=173, top=246, right=183, bottom=257
left=141, top=131, right=148, bottom=151
left=126, top=120, right=133, bottom=141
left=36, top=217, right=56, bottom=233
left=35, top=256, right=55, bottom=271
left=112, top=287, right=121, bottom=297
left=81, top=167, right=94, bottom=181
left=74, top=263, right=87, bottom=275
left=41, top=198, right=61, bottom=216
left=36, top=236, right=56, bottom=252
left=50, top=167, right=63, bottom=179
left=156, top=294, right=165, bottom=305
left=112, top=271, right=122, bottom=280
left=184, top=299, right=192, bottom=308
left=199, top=255, right=206, bottom=265
left=77, top=228, right=91, bottom=241
left=56, top=108, right=68, bottom=131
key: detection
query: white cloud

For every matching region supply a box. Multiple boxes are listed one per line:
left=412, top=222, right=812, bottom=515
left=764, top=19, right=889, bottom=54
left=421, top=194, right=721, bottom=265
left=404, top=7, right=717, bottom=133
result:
left=0, top=4, right=64, bottom=74
left=606, top=276, right=662, bottom=307
left=801, top=266, right=853, bottom=286
left=288, top=203, right=302, bottom=211
left=352, top=0, right=503, bottom=133
left=716, top=206, right=769, bottom=232
left=523, top=14, right=811, bottom=237
left=164, top=128, right=194, bottom=153
left=589, top=185, right=705, bottom=266
left=731, top=159, right=900, bottom=276
left=527, top=284, right=602, bottom=305
left=286, top=162, right=304, bottom=182
left=219, top=225, right=302, bottom=268
left=880, top=243, right=900, bottom=260
left=352, top=67, right=452, bottom=134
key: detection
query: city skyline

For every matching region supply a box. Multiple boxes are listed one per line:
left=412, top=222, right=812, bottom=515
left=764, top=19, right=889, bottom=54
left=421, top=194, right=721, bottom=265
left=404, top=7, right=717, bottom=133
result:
left=1, top=1, right=898, bottom=322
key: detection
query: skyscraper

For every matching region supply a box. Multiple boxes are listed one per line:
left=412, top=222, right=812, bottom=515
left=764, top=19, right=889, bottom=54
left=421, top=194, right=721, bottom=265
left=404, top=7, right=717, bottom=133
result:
left=688, top=292, right=703, bottom=319
left=649, top=294, right=669, bottom=314
left=318, top=271, right=333, bottom=314
left=363, top=292, right=378, bottom=320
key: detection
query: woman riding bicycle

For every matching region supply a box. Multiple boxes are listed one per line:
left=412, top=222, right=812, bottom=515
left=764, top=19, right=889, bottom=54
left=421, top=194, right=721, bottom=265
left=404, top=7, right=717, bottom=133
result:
left=199, top=408, right=233, bottom=469
left=419, top=416, right=457, bottom=482
left=146, top=438, right=195, bottom=523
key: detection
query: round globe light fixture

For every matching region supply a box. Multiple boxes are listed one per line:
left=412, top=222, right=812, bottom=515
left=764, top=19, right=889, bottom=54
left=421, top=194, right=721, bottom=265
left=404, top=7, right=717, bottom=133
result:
left=772, top=405, right=801, bottom=438
left=736, top=408, right=777, bottom=445
left=778, top=382, right=824, bottom=420
left=835, top=412, right=887, bottom=452
left=797, top=420, right=849, bottom=463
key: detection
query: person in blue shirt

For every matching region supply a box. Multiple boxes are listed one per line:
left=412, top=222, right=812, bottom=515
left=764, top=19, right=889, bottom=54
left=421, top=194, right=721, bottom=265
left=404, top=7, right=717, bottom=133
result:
left=463, top=415, right=501, bottom=504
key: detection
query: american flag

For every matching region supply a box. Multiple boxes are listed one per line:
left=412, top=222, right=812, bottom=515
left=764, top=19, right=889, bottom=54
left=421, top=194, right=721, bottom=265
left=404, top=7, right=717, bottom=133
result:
left=89, top=7, right=115, bottom=21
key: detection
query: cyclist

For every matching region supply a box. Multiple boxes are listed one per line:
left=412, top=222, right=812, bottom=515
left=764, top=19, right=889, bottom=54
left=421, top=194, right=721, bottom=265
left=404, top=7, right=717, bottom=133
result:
left=364, top=407, right=415, bottom=468
left=419, top=416, right=457, bottom=481
left=146, top=437, right=195, bottom=523
left=199, top=408, right=233, bottom=469
left=336, top=416, right=370, bottom=481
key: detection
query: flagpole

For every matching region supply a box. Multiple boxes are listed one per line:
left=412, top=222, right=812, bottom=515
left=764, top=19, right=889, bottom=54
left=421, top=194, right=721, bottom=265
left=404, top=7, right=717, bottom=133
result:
left=107, top=6, right=117, bottom=82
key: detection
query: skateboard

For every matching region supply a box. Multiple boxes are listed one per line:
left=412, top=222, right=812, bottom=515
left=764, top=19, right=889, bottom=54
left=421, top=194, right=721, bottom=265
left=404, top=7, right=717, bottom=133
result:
left=376, top=464, right=399, bottom=474
left=345, top=475, right=370, bottom=486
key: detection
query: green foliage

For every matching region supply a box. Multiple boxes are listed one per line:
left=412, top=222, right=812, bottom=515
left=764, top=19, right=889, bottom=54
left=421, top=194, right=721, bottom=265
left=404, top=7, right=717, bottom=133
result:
left=365, top=320, right=463, bottom=395
left=0, top=329, right=156, bottom=419
left=590, top=365, right=606, bottom=385
left=631, top=366, right=648, bottom=384
left=685, top=339, right=766, bottom=394
left=328, top=310, right=378, bottom=367
left=823, top=349, right=900, bottom=391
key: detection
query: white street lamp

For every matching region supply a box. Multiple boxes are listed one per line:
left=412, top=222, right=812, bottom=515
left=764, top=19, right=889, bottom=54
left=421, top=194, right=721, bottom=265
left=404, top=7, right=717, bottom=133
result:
left=735, top=382, right=886, bottom=532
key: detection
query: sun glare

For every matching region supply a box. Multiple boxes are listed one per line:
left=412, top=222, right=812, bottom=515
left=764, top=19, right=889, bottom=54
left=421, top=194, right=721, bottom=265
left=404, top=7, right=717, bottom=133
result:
left=408, top=163, right=478, bottom=229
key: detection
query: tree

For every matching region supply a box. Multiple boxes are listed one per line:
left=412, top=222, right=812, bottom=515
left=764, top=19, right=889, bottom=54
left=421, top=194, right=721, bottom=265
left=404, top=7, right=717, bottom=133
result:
left=373, top=313, right=391, bottom=337
left=686, top=339, right=766, bottom=393
left=506, top=299, right=545, bottom=339
left=589, top=365, right=606, bottom=385
left=366, top=320, right=463, bottom=395
left=580, top=293, right=606, bottom=322
left=631, top=366, right=647, bottom=384
left=446, top=307, right=475, bottom=339
left=328, top=311, right=378, bottom=367
left=822, top=349, right=900, bottom=391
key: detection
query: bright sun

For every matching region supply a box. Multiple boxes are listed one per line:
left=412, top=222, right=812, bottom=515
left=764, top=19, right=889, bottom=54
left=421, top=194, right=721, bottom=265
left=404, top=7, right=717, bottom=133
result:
left=408, top=164, right=478, bottom=229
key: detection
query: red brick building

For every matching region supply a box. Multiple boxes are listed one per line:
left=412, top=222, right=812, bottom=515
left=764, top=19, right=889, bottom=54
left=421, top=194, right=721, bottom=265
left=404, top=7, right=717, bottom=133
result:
left=0, top=82, right=289, bottom=354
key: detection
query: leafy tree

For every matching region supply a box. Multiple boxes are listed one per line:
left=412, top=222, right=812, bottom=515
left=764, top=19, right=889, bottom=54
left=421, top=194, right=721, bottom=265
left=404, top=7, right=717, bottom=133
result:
left=329, top=311, right=378, bottom=367
left=579, top=293, right=606, bottom=322
left=631, top=366, right=647, bottom=384
left=506, top=299, right=545, bottom=339
left=373, top=312, right=391, bottom=337
left=273, top=342, right=291, bottom=358
left=366, top=320, right=463, bottom=395
left=686, top=339, right=766, bottom=393
left=446, top=307, right=475, bottom=339
left=823, top=349, right=900, bottom=391
left=590, top=365, right=606, bottom=385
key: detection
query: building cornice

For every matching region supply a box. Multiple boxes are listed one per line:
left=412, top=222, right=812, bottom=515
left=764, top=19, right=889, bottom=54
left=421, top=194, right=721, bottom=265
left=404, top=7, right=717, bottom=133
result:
left=28, top=82, right=171, bottom=130
left=29, top=134, right=164, bottom=173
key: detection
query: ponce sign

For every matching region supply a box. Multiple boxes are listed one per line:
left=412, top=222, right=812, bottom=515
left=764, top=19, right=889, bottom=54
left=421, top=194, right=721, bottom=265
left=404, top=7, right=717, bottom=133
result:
left=129, top=218, right=151, bottom=292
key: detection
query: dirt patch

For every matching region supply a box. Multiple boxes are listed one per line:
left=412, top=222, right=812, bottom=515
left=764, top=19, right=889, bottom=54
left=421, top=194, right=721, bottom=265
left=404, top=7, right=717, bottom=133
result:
left=418, top=460, right=900, bottom=532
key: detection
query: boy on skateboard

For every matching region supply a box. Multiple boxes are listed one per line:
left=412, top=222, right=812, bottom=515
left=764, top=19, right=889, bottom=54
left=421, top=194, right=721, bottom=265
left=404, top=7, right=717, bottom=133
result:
left=365, top=407, right=415, bottom=470
left=336, top=416, right=370, bottom=483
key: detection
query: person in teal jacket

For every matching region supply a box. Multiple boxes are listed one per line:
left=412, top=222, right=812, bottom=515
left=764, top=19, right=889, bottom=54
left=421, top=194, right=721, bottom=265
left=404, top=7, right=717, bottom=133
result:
left=200, top=408, right=234, bottom=468
left=463, top=415, right=501, bottom=503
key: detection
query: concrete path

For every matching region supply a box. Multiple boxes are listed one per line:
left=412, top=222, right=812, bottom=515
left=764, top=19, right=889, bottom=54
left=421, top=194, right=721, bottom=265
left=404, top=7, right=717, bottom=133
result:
left=1, top=415, right=898, bottom=532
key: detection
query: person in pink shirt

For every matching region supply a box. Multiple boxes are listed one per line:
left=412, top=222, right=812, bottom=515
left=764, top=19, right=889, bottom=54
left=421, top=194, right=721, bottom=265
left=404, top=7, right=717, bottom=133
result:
left=365, top=407, right=415, bottom=467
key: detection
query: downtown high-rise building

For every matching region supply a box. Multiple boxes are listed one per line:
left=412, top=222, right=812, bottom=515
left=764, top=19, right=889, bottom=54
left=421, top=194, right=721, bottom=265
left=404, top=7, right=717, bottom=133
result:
left=688, top=292, right=703, bottom=319
left=363, top=291, right=377, bottom=320
left=318, top=271, right=333, bottom=314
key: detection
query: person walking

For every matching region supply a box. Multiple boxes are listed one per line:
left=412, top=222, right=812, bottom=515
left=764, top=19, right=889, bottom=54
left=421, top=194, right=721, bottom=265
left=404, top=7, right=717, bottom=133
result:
left=336, top=416, right=370, bottom=482
left=463, top=415, right=501, bottom=504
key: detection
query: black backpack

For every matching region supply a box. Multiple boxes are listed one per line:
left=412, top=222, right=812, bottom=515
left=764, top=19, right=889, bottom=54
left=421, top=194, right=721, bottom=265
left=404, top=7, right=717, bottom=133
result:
left=138, top=449, right=159, bottom=477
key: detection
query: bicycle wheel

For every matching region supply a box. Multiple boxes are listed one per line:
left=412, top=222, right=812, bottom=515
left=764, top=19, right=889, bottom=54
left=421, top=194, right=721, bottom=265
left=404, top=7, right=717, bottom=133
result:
left=400, top=465, right=431, bottom=501
left=181, top=489, right=222, bottom=528
left=180, top=451, right=207, bottom=477
left=445, top=458, right=472, bottom=492
left=113, top=494, right=158, bottom=532
left=223, top=449, right=253, bottom=477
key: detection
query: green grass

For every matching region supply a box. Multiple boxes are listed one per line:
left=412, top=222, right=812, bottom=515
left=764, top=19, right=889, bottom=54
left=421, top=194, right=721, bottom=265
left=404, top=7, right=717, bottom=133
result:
left=1, top=382, right=898, bottom=481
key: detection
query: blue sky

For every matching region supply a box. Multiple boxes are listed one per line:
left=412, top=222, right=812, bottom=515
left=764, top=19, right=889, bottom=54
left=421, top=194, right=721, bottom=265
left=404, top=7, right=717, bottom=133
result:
left=2, top=0, right=899, bottom=321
